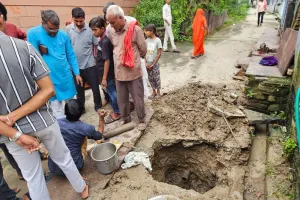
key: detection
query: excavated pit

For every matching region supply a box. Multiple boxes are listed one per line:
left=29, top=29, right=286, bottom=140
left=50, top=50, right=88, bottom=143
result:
left=152, top=142, right=219, bottom=193
left=151, top=139, right=250, bottom=195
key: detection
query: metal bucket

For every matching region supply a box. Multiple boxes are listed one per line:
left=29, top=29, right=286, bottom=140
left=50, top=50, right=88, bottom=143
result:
left=91, top=143, right=118, bottom=174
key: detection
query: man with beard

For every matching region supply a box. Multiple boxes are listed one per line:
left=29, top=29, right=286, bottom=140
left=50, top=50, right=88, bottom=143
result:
left=27, top=10, right=83, bottom=118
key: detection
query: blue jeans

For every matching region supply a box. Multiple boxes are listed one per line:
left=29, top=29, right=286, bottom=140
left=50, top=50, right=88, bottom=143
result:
left=106, top=79, right=120, bottom=114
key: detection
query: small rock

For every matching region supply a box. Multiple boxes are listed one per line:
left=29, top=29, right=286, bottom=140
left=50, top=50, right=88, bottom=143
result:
left=230, top=93, right=238, bottom=99
left=287, top=68, right=294, bottom=76
left=208, top=121, right=216, bottom=130
left=268, top=104, right=280, bottom=112
left=267, top=95, right=276, bottom=102
left=238, top=106, right=245, bottom=110
left=191, top=76, right=197, bottom=79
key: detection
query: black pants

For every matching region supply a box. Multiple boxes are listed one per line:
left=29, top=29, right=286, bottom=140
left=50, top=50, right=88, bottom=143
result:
left=0, top=144, right=22, bottom=177
left=76, top=66, right=102, bottom=111
left=0, top=161, right=21, bottom=200
left=258, top=12, right=265, bottom=25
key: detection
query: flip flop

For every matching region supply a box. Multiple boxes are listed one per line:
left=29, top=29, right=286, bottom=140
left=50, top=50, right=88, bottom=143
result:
left=105, top=114, right=120, bottom=124
left=82, top=180, right=90, bottom=200
left=13, top=188, right=20, bottom=194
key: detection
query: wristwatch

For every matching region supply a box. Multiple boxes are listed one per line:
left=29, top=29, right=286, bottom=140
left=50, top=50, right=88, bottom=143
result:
left=9, top=131, right=23, bottom=142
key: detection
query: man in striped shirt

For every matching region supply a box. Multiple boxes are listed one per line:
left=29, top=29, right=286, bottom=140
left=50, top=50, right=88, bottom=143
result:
left=0, top=5, right=90, bottom=200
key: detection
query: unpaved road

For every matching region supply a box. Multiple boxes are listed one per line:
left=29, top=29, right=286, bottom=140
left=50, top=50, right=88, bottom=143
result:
left=2, top=9, right=278, bottom=200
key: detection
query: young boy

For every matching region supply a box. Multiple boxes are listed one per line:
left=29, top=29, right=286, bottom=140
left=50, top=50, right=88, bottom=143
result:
left=47, top=99, right=106, bottom=175
left=89, top=16, right=120, bottom=124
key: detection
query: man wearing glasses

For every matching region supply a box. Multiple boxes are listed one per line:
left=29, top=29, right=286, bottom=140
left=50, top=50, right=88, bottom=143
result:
left=27, top=10, right=83, bottom=118
left=0, top=5, right=89, bottom=200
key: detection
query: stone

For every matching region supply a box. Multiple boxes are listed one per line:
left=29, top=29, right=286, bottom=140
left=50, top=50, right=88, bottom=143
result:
left=267, top=95, right=276, bottom=102
left=253, top=92, right=266, bottom=100
left=261, top=77, right=292, bottom=87
left=258, top=85, right=289, bottom=96
left=244, top=109, right=284, bottom=125
left=276, top=96, right=288, bottom=104
left=246, top=101, right=269, bottom=110
left=287, top=68, right=294, bottom=76
left=230, top=93, right=238, bottom=99
left=268, top=104, right=280, bottom=112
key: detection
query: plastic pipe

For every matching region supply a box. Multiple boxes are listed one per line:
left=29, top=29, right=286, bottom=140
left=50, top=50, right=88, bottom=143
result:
left=294, top=87, right=300, bottom=152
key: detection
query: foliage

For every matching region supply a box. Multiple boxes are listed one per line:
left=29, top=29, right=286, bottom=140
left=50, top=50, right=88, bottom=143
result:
left=245, top=88, right=255, bottom=98
left=282, top=137, right=297, bottom=157
left=131, top=0, right=249, bottom=41
left=271, top=111, right=287, bottom=120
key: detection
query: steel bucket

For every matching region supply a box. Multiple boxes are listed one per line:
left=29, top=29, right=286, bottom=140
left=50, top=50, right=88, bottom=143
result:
left=91, top=143, right=118, bottom=174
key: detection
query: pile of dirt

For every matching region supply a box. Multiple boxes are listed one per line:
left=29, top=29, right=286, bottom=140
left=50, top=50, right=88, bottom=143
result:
left=152, top=82, right=250, bottom=147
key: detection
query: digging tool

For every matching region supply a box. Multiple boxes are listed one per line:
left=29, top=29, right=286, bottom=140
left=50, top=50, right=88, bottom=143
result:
left=103, top=122, right=136, bottom=139
left=222, top=115, right=239, bottom=146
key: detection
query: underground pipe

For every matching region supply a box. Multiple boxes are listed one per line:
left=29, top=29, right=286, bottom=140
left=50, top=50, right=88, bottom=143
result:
left=103, top=122, right=136, bottom=139
left=182, top=170, right=190, bottom=182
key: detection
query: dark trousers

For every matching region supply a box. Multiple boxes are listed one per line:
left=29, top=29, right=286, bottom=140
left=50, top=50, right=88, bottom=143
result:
left=258, top=12, right=265, bottom=25
left=76, top=66, right=101, bottom=111
left=106, top=79, right=119, bottom=114
left=0, top=161, right=21, bottom=200
left=0, top=144, right=22, bottom=177
left=116, top=77, right=145, bottom=123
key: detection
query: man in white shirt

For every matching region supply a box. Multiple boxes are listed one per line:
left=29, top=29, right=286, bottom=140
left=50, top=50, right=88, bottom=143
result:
left=162, top=0, right=180, bottom=53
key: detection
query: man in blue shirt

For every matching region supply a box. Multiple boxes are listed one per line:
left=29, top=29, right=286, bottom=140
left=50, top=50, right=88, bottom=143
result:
left=27, top=10, right=83, bottom=118
left=48, top=99, right=106, bottom=175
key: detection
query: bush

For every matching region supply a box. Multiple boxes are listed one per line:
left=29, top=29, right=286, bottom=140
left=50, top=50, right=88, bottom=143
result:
left=132, top=0, right=249, bottom=41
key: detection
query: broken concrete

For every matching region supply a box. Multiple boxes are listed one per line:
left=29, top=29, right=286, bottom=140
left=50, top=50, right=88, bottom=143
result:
left=244, top=109, right=284, bottom=125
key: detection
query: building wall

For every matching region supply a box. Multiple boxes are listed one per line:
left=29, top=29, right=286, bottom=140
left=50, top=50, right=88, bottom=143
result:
left=2, top=0, right=139, bottom=32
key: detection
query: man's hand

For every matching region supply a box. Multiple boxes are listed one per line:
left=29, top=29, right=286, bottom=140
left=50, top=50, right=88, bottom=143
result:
left=16, top=134, right=40, bottom=154
left=0, top=115, right=14, bottom=126
left=97, top=109, right=108, bottom=120
left=146, top=65, right=153, bottom=70
left=101, top=79, right=107, bottom=88
left=76, top=75, right=83, bottom=87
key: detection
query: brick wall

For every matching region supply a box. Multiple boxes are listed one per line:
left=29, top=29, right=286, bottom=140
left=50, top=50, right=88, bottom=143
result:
left=2, top=0, right=139, bottom=32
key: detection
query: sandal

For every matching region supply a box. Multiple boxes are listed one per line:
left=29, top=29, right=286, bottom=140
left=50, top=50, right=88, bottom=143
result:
left=82, top=180, right=90, bottom=200
left=13, top=188, right=20, bottom=194
left=138, top=123, right=147, bottom=131
left=105, top=114, right=120, bottom=124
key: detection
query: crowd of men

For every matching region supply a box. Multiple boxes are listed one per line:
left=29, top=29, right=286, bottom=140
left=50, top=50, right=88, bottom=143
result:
left=0, top=0, right=180, bottom=199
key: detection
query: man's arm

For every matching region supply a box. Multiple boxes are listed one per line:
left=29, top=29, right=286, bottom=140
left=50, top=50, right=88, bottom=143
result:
left=136, top=27, right=147, bottom=57
left=92, top=35, right=98, bottom=57
left=101, top=40, right=112, bottom=88
left=64, top=33, right=83, bottom=86
left=0, top=120, right=39, bottom=152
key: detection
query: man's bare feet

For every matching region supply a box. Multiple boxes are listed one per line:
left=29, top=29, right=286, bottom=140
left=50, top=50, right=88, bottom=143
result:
left=81, top=184, right=90, bottom=199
